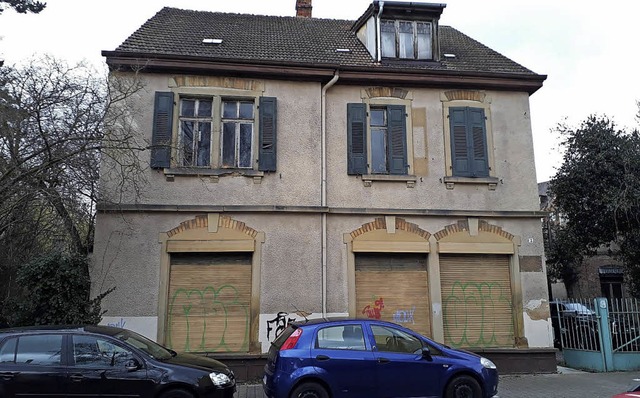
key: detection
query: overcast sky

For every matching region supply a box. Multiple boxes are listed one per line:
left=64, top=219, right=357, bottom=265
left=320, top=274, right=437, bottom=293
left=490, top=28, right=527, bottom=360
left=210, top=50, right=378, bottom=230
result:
left=1, top=0, right=638, bottom=183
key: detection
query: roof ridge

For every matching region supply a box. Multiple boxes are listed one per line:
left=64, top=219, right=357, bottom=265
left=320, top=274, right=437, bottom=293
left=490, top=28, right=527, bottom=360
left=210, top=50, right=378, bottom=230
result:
left=158, top=6, right=355, bottom=23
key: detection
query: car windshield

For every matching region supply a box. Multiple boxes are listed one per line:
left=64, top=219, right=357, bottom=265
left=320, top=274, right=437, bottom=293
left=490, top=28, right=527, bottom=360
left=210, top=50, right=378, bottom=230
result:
left=565, top=303, right=594, bottom=315
left=112, top=329, right=173, bottom=360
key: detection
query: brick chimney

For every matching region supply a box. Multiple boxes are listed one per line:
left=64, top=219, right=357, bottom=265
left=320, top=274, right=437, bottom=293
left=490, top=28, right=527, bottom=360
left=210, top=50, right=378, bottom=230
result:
left=296, top=0, right=312, bottom=18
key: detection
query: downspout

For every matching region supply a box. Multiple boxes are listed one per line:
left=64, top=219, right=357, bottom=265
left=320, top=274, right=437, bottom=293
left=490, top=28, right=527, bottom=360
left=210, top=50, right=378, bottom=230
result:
left=376, top=1, right=385, bottom=62
left=321, top=70, right=339, bottom=317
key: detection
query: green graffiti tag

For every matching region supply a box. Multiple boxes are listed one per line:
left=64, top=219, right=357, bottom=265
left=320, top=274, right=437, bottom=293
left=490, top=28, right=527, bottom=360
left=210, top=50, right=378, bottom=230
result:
left=443, top=281, right=513, bottom=348
left=167, top=284, right=249, bottom=352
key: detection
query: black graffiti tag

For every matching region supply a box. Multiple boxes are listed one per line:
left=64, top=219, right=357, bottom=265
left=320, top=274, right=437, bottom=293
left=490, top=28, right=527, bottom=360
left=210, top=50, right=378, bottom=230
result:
left=266, top=312, right=296, bottom=340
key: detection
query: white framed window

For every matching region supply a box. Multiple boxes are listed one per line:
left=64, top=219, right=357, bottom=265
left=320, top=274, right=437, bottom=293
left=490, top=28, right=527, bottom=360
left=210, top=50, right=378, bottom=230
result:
left=347, top=100, right=413, bottom=176
left=380, top=20, right=433, bottom=60
left=221, top=100, right=255, bottom=169
left=178, top=98, right=213, bottom=167
left=151, top=90, right=277, bottom=173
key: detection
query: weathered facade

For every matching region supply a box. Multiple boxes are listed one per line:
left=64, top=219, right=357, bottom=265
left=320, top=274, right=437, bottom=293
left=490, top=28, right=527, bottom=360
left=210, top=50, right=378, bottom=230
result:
left=96, top=0, right=553, bottom=375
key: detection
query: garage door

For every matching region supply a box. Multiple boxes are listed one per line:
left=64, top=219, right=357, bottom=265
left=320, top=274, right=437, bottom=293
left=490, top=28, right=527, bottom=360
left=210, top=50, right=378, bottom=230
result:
left=440, top=254, right=514, bottom=348
left=355, top=253, right=431, bottom=337
left=167, top=252, right=251, bottom=353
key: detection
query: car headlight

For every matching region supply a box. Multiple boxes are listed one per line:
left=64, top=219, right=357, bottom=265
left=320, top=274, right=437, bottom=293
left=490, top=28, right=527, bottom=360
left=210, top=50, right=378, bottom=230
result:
left=480, top=357, right=497, bottom=369
left=209, top=372, right=231, bottom=387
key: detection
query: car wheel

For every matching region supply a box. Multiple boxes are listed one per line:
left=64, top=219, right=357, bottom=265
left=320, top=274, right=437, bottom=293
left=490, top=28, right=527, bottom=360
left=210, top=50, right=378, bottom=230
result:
left=445, top=375, right=482, bottom=398
left=159, top=389, right=195, bottom=398
left=290, top=382, right=329, bottom=398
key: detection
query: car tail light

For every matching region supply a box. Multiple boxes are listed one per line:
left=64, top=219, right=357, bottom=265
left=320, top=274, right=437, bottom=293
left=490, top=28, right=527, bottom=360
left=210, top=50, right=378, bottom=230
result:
left=280, top=328, right=302, bottom=350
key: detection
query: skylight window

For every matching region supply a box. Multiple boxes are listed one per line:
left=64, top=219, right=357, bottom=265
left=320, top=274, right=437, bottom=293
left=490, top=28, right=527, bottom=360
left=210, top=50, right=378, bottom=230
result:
left=202, top=38, right=223, bottom=44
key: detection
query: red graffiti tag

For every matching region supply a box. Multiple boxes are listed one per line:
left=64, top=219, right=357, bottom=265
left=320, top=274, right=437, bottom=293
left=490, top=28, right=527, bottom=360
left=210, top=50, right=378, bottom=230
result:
left=362, top=297, right=385, bottom=319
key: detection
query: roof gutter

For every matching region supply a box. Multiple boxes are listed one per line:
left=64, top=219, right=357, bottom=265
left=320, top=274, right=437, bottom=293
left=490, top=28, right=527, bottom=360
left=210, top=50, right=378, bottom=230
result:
left=320, top=70, right=339, bottom=317
left=103, top=56, right=546, bottom=94
left=376, top=1, right=384, bottom=62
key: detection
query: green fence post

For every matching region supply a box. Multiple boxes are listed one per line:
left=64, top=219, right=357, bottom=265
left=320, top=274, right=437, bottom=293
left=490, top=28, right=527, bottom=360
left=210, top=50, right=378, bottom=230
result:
left=595, top=297, right=614, bottom=371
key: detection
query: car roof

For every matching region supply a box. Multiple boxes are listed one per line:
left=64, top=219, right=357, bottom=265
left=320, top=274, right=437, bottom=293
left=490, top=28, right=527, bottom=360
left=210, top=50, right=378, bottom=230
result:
left=0, top=324, right=126, bottom=336
left=291, top=317, right=404, bottom=328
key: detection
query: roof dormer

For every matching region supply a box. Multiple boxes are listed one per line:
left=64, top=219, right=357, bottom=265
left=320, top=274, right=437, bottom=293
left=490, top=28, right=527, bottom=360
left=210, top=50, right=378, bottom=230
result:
left=352, top=1, right=446, bottom=63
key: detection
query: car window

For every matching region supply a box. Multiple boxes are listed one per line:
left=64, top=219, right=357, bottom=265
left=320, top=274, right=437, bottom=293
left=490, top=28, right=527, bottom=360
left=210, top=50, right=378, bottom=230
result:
left=0, top=337, right=17, bottom=363
left=15, top=334, right=62, bottom=366
left=316, top=325, right=366, bottom=351
left=371, top=325, right=422, bottom=354
left=112, top=329, right=172, bottom=360
left=565, top=303, right=594, bottom=314
left=272, top=325, right=296, bottom=350
left=73, top=335, right=134, bottom=368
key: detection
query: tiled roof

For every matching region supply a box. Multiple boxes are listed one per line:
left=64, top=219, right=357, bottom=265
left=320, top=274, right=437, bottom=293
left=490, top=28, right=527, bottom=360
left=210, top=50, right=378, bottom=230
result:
left=109, top=7, right=538, bottom=76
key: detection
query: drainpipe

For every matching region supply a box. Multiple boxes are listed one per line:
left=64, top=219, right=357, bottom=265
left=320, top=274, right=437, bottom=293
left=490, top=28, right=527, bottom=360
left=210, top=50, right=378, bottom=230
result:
left=321, top=70, right=339, bottom=317
left=376, top=1, right=385, bottom=62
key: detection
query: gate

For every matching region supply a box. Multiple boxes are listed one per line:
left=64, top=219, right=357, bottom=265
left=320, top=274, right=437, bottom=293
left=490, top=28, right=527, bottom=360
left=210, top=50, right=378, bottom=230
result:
left=552, top=297, right=640, bottom=371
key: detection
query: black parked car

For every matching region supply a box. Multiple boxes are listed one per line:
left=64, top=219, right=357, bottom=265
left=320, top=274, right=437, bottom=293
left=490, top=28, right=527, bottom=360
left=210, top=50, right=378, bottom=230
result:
left=549, top=300, right=599, bottom=348
left=0, top=325, right=235, bottom=398
left=550, top=300, right=638, bottom=350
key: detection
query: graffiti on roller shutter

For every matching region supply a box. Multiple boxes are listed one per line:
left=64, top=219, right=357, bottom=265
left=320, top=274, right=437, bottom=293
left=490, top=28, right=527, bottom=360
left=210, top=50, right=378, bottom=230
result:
left=443, top=281, right=512, bottom=347
left=167, top=285, right=249, bottom=352
left=362, top=297, right=385, bottom=319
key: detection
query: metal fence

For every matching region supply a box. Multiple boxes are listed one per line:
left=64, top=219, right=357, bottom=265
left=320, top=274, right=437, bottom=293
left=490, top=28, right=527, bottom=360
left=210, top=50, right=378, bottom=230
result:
left=553, top=297, right=640, bottom=372
left=609, top=298, right=640, bottom=352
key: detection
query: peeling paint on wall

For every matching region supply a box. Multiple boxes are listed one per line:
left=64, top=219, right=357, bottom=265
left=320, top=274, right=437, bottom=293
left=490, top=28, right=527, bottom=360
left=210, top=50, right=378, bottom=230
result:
left=524, top=299, right=550, bottom=321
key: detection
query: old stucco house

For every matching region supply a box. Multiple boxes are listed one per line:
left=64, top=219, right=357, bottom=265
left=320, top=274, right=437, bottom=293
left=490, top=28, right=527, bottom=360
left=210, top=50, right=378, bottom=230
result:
left=96, top=0, right=553, bottom=376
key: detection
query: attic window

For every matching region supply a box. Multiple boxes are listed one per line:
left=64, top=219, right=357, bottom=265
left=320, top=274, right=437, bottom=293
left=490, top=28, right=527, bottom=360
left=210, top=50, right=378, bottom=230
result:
left=381, top=19, right=432, bottom=60
left=336, top=48, right=351, bottom=53
left=202, top=38, right=223, bottom=44
left=444, top=53, right=456, bottom=58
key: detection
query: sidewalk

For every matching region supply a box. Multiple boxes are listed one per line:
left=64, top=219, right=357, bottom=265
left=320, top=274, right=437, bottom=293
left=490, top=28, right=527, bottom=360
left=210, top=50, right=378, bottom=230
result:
left=236, top=368, right=640, bottom=398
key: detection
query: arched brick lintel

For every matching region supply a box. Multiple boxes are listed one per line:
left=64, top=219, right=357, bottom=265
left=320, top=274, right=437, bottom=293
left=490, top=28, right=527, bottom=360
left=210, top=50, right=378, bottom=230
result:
left=166, top=214, right=258, bottom=238
left=350, top=217, right=431, bottom=240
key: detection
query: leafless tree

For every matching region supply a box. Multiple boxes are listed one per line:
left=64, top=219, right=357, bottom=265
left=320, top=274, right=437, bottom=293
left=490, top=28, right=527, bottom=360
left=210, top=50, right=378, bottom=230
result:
left=0, top=56, right=147, bottom=310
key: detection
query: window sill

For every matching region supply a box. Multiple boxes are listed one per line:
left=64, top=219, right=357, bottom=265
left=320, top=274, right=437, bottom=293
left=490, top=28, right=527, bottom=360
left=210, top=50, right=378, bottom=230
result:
left=163, top=168, right=264, bottom=184
left=442, top=176, right=499, bottom=190
left=361, top=174, right=417, bottom=188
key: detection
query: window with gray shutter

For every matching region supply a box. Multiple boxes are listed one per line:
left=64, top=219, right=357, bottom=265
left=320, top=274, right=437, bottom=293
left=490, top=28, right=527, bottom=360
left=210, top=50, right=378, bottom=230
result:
left=449, top=106, right=489, bottom=177
left=151, top=92, right=174, bottom=168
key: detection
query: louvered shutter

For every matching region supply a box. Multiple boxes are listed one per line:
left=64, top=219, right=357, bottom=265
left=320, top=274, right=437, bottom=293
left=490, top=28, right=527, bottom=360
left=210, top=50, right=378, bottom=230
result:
left=347, top=103, right=367, bottom=175
left=151, top=92, right=174, bottom=168
left=440, top=254, right=514, bottom=348
left=355, top=253, right=431, bottom=337
left=167, top=253, right=252, bottom=353
left=387, top=105, right=408, bottom=175
left=258, top=96, right=277, bottom=171
left=449, top=107, right=470, bottom=177
left=468, top=108, right=489, bottom=177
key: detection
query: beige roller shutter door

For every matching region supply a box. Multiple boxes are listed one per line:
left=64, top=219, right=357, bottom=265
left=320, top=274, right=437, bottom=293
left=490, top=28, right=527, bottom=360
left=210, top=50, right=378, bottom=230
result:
left=440, top=254, right=514, bottom=348
left=167, top=253, right=251, bottom=353
left=355, top=253, right=431, bottom=337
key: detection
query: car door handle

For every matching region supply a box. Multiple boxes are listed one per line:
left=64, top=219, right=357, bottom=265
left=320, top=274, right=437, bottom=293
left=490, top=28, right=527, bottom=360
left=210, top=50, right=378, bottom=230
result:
left=316, top=355, right=330, bottom=361
left=0, top=371, right=17, bottom=380
left=70, top=374, right=85, bottom=382
left=377, top=357, right=390, bottom=364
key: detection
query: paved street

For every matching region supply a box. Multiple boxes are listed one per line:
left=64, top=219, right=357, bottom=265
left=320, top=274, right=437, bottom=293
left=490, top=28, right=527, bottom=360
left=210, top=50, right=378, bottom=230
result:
left=236, top=367, right=640, bottom=398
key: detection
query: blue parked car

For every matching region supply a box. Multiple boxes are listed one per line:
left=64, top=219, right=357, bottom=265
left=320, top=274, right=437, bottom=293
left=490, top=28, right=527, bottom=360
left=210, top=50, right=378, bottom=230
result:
left=263, top=318, right=498, bottom=398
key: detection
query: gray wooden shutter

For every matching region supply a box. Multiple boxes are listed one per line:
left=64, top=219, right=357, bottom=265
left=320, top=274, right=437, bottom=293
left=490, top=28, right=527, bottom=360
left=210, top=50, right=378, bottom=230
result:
left=258, top=96, right=277, bottom=171
left=449, top=106, right=470, bottom=177
left=151, top=92, right=174, bottom=169
left=468, top=108, right=489, bottom=177
left=347, top=103, right=367, bottom=175
left=387, top=105, right=407, bottom=175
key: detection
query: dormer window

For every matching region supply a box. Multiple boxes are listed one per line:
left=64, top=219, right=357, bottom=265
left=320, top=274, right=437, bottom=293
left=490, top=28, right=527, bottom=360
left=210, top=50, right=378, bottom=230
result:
left=381, top=20, right=433, bottom=60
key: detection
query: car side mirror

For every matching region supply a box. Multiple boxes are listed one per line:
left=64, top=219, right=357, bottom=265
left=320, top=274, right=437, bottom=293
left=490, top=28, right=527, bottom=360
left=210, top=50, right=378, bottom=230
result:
left=125, top=358, right=141, bottom=372
left=421, top=346, right=433, bottom=361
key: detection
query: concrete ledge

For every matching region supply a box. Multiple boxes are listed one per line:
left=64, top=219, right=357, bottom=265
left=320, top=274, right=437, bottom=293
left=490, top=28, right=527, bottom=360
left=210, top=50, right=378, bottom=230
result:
left=473, top=348, right=558, bottom=374
left=205, top=353, right=266, bottom=382
left=204, top=348, right=558, bottom=382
